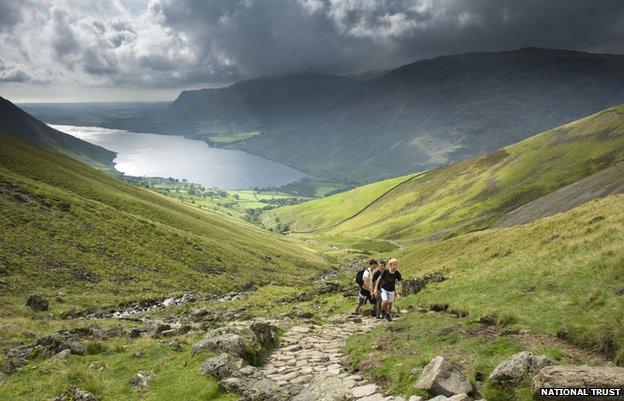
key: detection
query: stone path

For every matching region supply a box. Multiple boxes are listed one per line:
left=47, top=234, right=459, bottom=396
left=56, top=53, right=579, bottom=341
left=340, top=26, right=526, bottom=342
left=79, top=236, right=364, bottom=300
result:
left=260, top=315, right=407, bottom=401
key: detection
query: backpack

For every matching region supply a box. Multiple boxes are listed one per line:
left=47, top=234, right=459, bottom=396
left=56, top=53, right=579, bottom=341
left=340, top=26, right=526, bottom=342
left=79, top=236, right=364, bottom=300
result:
left=355, top=269, right=365, bottom=287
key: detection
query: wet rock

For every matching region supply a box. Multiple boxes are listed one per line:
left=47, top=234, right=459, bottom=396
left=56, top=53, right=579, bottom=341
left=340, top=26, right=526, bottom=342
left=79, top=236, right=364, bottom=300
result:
left=532, top=365, right=624, bottom=400
left=490, top=351, right=558, bottom=387
left=292, top=373, right=353, bottom=401
left=52, top=386, right=98, bottom=401
left=129, top=371, right=151, bottom=389
left=198, top=353, right=243, bottom=379
left=415, top=356, right=473, bottom=397
left=26, top=294, right=49, bottom=311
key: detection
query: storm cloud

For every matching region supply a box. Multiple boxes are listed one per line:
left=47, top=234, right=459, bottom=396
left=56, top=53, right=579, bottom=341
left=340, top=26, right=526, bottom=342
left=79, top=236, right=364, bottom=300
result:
left=1, top=0, right=624, bottom=100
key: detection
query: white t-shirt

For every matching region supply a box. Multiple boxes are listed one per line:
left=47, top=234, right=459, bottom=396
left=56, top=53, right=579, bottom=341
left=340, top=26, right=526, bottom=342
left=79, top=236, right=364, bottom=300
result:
left=363, top=269, right=372, bottom=291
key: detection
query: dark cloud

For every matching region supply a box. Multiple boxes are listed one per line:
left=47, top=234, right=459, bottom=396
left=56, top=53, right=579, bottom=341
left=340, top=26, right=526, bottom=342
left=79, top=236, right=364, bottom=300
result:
left=1, top=0, right=624, bottom=99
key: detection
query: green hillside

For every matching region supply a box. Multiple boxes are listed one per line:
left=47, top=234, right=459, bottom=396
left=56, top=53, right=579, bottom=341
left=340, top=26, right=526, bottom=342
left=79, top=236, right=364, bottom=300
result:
left=260, top=173, right=418, bottom=233
left=1, top=96, right=116, bottom=169
left=346, top=193, right=624, bottom=400
left=0, top=130, right=326, bottom=315
left=265, top=104, right=624, bottom=244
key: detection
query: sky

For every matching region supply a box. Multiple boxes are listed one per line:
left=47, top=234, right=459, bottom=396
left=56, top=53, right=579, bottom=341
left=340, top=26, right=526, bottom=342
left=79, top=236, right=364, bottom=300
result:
left=1, top=0, right=624, bottom=103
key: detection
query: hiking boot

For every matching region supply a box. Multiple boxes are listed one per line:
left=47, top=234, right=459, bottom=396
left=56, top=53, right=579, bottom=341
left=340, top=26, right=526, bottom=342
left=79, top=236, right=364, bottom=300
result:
left=385, top=314, right=392, bottom=322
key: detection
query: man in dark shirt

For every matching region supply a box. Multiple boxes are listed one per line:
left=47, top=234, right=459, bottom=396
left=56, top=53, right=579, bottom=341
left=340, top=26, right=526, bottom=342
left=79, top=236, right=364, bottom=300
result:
left=373, top=258, right=402, bottom=321
left=372, top=259, right=386, bottom=318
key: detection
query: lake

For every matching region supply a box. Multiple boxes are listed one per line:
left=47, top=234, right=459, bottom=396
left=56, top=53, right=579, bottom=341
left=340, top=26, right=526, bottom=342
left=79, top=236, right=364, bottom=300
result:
left=51, top=125, right=306, bottom=189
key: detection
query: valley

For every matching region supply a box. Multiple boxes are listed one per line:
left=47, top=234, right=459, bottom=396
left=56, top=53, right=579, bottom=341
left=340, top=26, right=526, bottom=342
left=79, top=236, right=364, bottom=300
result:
left=3, top=53, right=624, bottom=401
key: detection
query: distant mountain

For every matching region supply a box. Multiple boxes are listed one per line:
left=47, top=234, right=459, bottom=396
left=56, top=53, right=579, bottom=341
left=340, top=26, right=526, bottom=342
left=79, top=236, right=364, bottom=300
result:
left=22, top=48, right=624, bottom=182
left=0, top=96, right=116, bottom=168
left=143, top=73, right=357, bottom=137
left=236, top=48, right=624, bottom=182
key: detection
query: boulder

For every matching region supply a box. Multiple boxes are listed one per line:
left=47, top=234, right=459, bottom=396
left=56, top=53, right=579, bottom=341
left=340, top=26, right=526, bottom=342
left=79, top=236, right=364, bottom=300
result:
left=293, top=373, right=353, bottom=401
left=26, top=294, right=49, bottom=311
left=532, top=365, right=624, bottom=401
left=192, top=323, right=278, bottom=364
left=198, top=353, right=243, bottom=379
left=192, top=332, right=245, bottom=357
left=415, top=356, right=473, bottom=397
left=490, top=351, right=558, bottom=387
left=129, top=371, right=151, bottom=389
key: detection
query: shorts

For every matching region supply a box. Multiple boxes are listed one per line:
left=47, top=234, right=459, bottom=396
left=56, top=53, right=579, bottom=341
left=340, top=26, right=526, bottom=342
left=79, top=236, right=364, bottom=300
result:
left=358, top=288, right=375, bottom=305
left=381, top=288, right=395, bottom=303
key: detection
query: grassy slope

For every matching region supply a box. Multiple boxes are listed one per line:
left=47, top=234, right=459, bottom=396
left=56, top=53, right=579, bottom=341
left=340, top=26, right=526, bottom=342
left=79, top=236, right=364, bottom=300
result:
left=346, top=193, right=624, bottom=400
left=261, top=173, right=418, bottom=232
left=0, top=96, right=116, bottom=170
left=0, top=130, right=326, bottom=315
left=265, top=105, right=624, bottom=244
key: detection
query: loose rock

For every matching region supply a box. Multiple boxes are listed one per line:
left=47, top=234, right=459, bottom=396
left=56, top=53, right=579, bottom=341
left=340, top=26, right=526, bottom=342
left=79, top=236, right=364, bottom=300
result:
left=490, top=351, right=558, bottom=387
left=129, top=371, right=151, bottom=389
left=198, top=353, right=243, bottom=379
left=415, top=356, right=473, bottom=397
left=49, top=349, right=72, bottom=362
left=26, top=294, right=49, bottom=311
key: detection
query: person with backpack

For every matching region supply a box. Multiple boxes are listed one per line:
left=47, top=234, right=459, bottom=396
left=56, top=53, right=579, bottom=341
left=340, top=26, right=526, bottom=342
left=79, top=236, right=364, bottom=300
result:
left=355, top=259, right=378, bottom=316
left=372, top=259, right=386, bottom=318
left=373, top=258, right=402, bottom=321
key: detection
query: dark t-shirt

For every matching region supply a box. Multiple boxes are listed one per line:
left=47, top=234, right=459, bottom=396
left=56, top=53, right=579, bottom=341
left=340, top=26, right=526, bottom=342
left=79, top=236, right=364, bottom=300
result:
left=379, top=269, right=402, bottom=292
left=372, top=269, right=383, bottom=289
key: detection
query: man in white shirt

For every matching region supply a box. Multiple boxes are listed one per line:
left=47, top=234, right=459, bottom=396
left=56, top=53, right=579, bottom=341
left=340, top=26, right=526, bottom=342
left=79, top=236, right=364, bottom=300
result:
left=355, top=259, right=378, bottom=316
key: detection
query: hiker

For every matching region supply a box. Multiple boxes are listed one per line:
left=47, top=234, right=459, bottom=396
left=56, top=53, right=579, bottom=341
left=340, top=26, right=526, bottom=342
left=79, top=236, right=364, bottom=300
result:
left=372, top=259, right=386, bottom=318
left=355, top=259, right=377, bottom=316
left=373, top=257, right=402, bottom=321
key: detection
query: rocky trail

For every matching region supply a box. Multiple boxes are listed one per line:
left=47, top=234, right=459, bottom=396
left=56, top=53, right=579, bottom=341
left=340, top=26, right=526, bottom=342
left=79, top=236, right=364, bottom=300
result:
left=260, top=315, right=408, bottom=401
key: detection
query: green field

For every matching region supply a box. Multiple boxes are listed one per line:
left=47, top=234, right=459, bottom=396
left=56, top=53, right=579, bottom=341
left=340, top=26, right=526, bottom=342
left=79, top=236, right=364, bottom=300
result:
left=125, top=176, right=308, bottom=220
left=208, top=131, right=262, bottom=144
left=264, top=105, right=624, bottom=245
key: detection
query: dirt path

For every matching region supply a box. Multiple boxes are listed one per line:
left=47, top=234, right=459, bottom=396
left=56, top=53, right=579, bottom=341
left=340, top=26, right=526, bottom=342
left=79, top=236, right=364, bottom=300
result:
left=260, top=315, right=407, bottom=401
